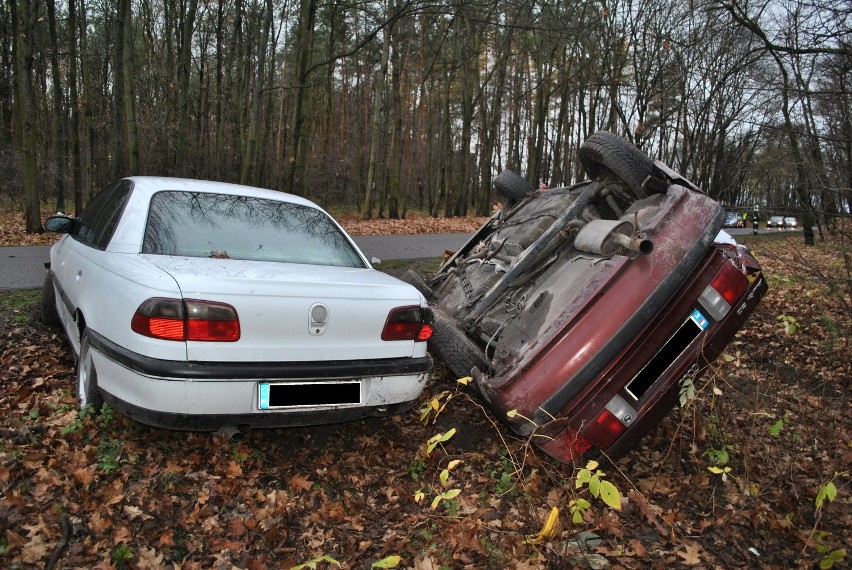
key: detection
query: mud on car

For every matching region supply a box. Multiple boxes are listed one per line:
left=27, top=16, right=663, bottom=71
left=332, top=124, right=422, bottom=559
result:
left=405, top=132, right=767, bottom=464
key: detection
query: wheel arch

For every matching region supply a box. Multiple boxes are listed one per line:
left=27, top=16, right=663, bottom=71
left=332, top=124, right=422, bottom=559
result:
left=75, top=310, right=88, bottom=342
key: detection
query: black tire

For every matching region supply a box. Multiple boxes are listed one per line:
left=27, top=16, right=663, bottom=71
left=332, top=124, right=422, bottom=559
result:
left=40, top=272, right=61, bottom=328
left=77, top=332, right=104, bottom=411
left=428, top=308, right=490, bottom=380
left=578, top=132, right=657, bottom=197
left=399, top=269, right=433, bottom=298
left=493, top=169, right=534, bottom=203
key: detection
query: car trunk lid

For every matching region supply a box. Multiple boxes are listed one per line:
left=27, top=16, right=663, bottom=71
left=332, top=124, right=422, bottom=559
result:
left=142, top=256, right=424, bottom=363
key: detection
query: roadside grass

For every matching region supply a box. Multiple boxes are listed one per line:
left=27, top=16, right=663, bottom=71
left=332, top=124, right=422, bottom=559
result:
left=374, top=257, right=444, bottom=277
left=0, top=289, right=39, bottom=325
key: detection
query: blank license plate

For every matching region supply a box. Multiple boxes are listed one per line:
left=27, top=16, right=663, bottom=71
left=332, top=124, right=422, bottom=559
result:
left=258, top=382, right=361, bottom=409
left=625, top=308, right=709, bottom=401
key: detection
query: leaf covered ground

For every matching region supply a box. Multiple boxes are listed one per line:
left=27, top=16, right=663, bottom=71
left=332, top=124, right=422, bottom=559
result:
left=1, top=220, right=850, bottom=569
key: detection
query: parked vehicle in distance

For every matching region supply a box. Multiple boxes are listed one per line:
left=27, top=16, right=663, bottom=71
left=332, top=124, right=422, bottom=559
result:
left=766, top=215, right=785, bottom=228
left=724, top=212, right=743, bottom=228
left=405, top=132, right=767, bottom=463
left=41, top=177, right=433, bottom=431
left=784, top=216, right=798, bottom=229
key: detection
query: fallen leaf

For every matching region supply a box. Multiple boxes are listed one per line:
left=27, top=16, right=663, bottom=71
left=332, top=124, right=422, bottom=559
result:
left=288, top=474, right=314, bottom=494
left=676, top=541, right=702, bottom=566
left=73, top=465, right=95, bottom=486
left=158, top=529, right=176, bottom=547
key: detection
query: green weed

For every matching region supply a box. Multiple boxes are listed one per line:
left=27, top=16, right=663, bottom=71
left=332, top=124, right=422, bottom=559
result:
left=98, top=438, right=124, bottom=473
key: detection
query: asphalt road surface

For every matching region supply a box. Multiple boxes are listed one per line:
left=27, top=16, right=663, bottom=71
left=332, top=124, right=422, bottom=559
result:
left=0, top=233, right=474, bottom=291
left=0, top=227, right=798, bottom=291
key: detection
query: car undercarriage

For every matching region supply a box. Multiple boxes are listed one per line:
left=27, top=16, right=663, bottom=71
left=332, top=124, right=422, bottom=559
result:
left=406, top=132, right=767, bottom=463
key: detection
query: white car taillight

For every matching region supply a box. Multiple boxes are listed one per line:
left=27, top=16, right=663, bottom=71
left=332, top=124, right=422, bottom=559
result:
left=131, top=298, right=240, bottom=342
left=381, top=306, right=433, bottom=342
left=698, top=261, right=749, bottom=321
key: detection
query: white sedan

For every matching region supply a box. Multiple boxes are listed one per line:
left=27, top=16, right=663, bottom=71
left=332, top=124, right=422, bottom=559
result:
left=42, top=177, right=433, bottom=431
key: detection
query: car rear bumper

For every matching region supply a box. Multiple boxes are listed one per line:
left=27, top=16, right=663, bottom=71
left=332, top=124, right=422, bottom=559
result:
left=602, top=272, right=768, bottom=457
left=88, top=330, right=431, bottom=430
left=536, top=258, right=768, bottom=462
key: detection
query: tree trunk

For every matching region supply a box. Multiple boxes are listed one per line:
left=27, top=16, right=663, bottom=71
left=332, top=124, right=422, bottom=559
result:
left=240, top=0, right=272, bottom=185
left=175, top=0, right=199, bottom=175
left=387, top=11, right=403, bottom=219
left=79, top=0, right=95, bottom=206
left=0, top=2, right=12, bottom=146
left=12, top=0, right=41, bottom=232
left=112, top=0, right=126, bottom=179
left=121, top=0, right=138, bottom=173
left=286, top=0, right=318, bottom=196
left=68, top=0, right=82, bottom=214
left=47, top=0, right=66, bottom=211
left=363, top=8, right=390, bottom=219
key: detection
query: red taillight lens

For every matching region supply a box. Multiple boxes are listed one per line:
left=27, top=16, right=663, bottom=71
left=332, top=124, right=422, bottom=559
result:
left=131, top=298, right=240, bottom=342
left=417, top=323, right=434, bottom=342
left=581, top=409, right=628, bottom=450
left=381, top=306, right=433, bottom=342
left=131, top=298, right=186, bottom=340
left=699, top=261, right=750, bottom=320
left=711, top=262, right=749, bottom=305
left=538, top=427, right=593, bottom=463
left=596, top=409, right=627, bottom=437
left=185, top=300, right=240, bottom=341
left=583, top=395, right=637, bottom=450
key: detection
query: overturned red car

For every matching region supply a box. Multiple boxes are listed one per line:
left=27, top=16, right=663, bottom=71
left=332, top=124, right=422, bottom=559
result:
left=407, top=132, right=767, bottom=463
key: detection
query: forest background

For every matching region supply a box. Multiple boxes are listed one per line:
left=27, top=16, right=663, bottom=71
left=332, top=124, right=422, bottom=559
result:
left=1, top=0, right=850, bottom=235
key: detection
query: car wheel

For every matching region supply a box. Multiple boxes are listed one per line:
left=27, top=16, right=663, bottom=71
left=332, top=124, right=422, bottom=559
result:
left=493, top=169, right=534, bottom=203
left=399, top=269, right=433, bottom=298
left=578, top=132, right=657, bottom=198
left=77, top=332, right=104, bottom=411
left=429, top=308, right=490, bottom=380
left=40, top=273, right=61, bottom=328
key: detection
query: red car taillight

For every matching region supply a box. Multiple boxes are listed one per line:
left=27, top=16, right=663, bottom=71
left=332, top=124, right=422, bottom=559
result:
left=698, top=260, right=749, bottom=321
left=538, top=427, right=594, bottom=463
left=583, top=394, right=637, bottom=450
left=131, top=298, right=240, bottom=342
left=381, top=306, right=433, bottom=342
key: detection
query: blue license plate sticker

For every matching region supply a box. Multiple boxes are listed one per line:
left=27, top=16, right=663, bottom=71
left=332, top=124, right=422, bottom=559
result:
left=259, top=383, right=270, bottom=409
left=690, top=308, right=709, bottom=330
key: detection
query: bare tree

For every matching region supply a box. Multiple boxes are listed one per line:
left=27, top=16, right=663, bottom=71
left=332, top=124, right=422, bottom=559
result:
left=11, top=0, right=41, bottom=232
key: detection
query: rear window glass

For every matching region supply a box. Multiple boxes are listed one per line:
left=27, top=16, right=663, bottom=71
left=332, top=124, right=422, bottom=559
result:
left=142, top=191, right=365, bottom=268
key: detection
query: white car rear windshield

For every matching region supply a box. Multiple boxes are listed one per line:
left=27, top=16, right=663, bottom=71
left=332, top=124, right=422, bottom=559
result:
left=142, top=191, right=366, bottom=268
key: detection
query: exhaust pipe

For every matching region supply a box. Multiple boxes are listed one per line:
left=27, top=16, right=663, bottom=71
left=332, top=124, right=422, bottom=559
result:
left=217, top=425, right=247, bottom=441
left=574, top=220, right=653, bottom=256
left=611, top=232, right=654, bottom=255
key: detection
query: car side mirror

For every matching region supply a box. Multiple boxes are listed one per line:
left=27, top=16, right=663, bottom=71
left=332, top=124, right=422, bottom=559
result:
left=43, top=215, right=75, bottom=234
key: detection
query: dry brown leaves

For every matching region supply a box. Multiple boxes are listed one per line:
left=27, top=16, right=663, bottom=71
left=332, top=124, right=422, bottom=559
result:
left=336, top=212, right=489, bottom=236
left=1, top=232, right=849, bottom=569
left=0, top=207, right=60, bottom=246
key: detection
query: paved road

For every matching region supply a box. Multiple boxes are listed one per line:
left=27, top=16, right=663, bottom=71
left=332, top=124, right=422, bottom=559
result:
left=1, top=246, right=51, bottom=291
left=0, top=227, right=801, bottom=291
left=0, top=233, right=474, bottom=291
